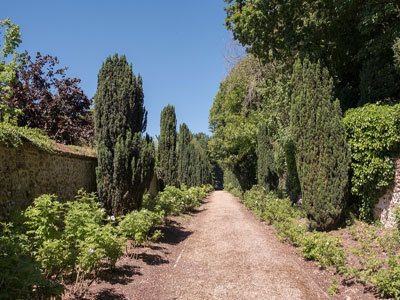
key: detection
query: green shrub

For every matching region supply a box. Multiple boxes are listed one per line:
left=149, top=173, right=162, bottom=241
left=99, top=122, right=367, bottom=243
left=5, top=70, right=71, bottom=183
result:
left=243, top=185, right=302, bottom=224
left=375, top=256, right=400, bottom=299
left=24, top=190, right=124, bottom=292
left=157, top=105, right=178, bottom=187
left=225, top=182, right=243, bottom=199
left=274, top=218, right=306, bottom=246
left=117, top=209, right=163, bottom=246
left=343, top=103, right=400, bottom=220
left=0, top=222, right=64, bottom=300
left=156, top=186, right=186, bottom=216
left=300, top=231, right=346, bottom=270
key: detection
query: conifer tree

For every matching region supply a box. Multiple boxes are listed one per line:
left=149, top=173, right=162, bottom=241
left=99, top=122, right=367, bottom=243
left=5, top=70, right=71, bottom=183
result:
left=94, top=54, right=154, bottom=215
left=257, top=122, right=279, bottom=191
left=187, top=139, right=213, bottom=187
left=291, top=59, right=350, bottom=230
left=157, top=105, right=178, bottom=187
left=177, top=123, right=192, bottom=186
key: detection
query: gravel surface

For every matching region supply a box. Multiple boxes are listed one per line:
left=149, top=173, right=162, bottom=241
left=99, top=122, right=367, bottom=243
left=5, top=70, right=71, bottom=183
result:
left=69, top=191, right=379, bottom=299
left=163, top=191, right=331, bottom=300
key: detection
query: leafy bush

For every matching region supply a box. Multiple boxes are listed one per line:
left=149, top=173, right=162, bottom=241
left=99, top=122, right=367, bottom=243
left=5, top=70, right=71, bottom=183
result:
left=243, top=185, right=302, bottom=223
left=3, top=184, right=211, bottom=298
left=375, top=256, right=400, bottom=299
left=343, top=103, right=400, bottom=220
left=225, top=182, right=242, bottom=199
left=0, top=222, right=63, bottom=300
left=300, top=232, right=346, bottom=270
left=117, top=209, right=163, bottom=246
left=24, top=190, right=124, bottom=295
left=156, top=186, right=186, bottom=216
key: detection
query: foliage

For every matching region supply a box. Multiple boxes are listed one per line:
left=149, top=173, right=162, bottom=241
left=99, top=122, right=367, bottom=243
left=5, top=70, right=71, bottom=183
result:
left=223, top=0, right=400, bottom=110
left=0, top=121, right=53, bottom=151
left=24, top=191, right=124, bottom=282
left=375, top=256, right=400, bottom=299
left=1, top=183, right=212, bottom=299
left=394, top=38, right=400, bottom=72
left=223, top=168, right=242, bottom=196
left=209, top=56, right=264, bottom=191
left=291, top=59, right=350, bottom=230
left=328, top=276, right=339, bottom=296
left=209, top=55, right=294, bottom=192
left=256, top=121, right=278, bottom=191
left=117, top=209, right=163, bottom=246
left=0, top=18, right=24, bottom=122
left=177, top=125, right=213, bottom=188
left=177, top=123, right=192, bottom=186
left=300, top=232, right=346, bottom=269
left=343, top=103, right=400, bottom=220
left=395, top=206, right=400, bottom=230
left=242, top=185, right=302, bottom=223
left=343, top=221, right=400, bottom=299
left=7, top=52, right=93, bottom=145
left=0, top=222, right=63, bottom=300
left=149, top=185, right=212, bottom=217
left=284, top=139, right=301, bottom=202
left=95, top=54, right=154, bottom=215
left=157, top=105, right=178, bottom=188
left=187, top=139, right=213, bottom=187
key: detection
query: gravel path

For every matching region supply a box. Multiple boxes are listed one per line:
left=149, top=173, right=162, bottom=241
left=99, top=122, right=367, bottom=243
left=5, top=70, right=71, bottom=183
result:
left=162, top=191, right=331, bottom=300
left=78, top=191, right=339, bottom=300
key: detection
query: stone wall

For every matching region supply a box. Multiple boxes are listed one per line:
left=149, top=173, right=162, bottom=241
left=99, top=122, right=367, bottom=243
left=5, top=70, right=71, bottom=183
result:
left=374, top=158, right=400, bottom=228
left=0, top=142, right=97, bottom=220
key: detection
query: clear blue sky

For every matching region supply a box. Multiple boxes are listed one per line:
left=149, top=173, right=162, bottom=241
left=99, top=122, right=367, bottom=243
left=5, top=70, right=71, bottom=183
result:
left=3, top=1, right=231, bottom=138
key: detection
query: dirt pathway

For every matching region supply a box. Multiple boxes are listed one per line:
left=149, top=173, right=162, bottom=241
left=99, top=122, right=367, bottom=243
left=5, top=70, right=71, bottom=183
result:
left=162, top=191, right=331, bottom=300
left=81, top=191, right=340, bottom=299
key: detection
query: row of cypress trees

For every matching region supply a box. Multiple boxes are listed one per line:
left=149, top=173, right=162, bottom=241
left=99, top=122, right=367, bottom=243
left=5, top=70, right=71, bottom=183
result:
left=158, top=106, right=213, bottom=189
left=94, top=54, right=213, bottom=215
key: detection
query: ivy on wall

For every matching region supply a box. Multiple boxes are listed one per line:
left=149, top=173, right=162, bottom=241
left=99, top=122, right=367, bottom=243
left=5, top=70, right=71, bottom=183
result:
left=343, top=103, right=400, bottom=220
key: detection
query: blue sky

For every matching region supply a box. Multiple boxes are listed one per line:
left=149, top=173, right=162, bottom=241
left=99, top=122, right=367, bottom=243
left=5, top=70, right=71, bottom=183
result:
left=3, top=1, right=232, bottom=137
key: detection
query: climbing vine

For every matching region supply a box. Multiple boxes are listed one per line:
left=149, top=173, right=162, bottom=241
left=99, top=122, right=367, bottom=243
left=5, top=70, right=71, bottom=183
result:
left=343, top=103, right=400, bottom=220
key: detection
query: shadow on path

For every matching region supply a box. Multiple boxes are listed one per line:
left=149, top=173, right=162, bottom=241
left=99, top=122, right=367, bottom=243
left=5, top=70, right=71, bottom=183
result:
left=158, top=223, right=193, bottom=246
left=95, top=288, right=128, bottom=300
left=97, top=265, right=142, bottom=285
left=137, top=253, right=169, bottom=265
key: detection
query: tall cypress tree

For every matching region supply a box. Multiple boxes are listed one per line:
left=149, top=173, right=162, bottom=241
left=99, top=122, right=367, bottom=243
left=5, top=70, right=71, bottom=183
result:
left=177, top=123, right=192, bottom=186
left=257, top=122, right=279, bottom=191
left=95, top=54, right=154, bottom=215
left=291, top=59, right=350, bottom=230
left=157, top=105, right=178, bottom=187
